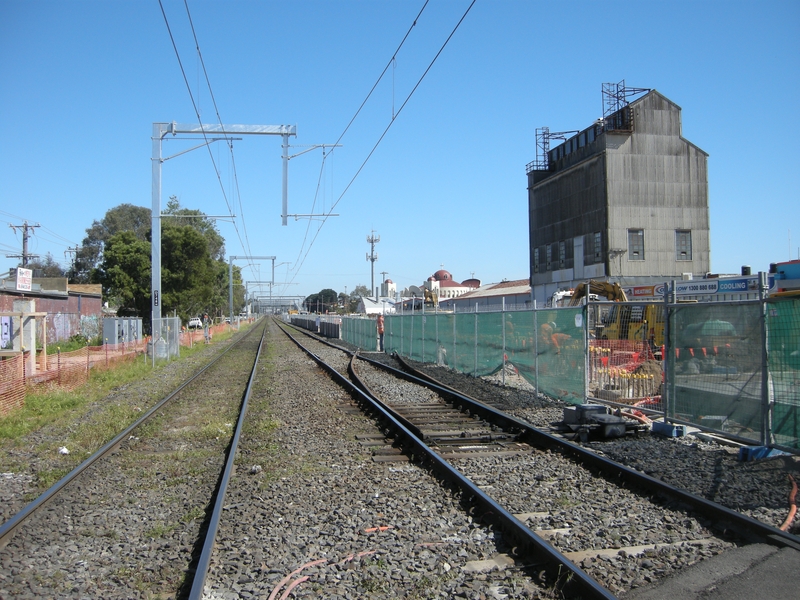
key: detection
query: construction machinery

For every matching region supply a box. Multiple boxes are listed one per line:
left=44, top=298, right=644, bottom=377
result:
left=424, top=288, right=439, bottom=307
left=568, top=280, right=628, bottom=305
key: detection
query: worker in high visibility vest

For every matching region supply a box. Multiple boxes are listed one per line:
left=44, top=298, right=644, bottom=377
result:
left=377, top=314, right=385, bottom=352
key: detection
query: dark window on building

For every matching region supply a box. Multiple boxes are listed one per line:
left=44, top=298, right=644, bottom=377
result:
left=565, top=239, right=574, bottom=269
left=534, top=248, right=539, bottom=273
left=559, top=241, right=566, bottom=268
left=676, top=230, right=692, bottom=261
left=545, top=244, right=552, bottom=271
left=628, top=229, right=644, bottom=260
left=584, top=232, right=602, bottom=266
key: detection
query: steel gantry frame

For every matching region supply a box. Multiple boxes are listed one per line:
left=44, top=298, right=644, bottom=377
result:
left=150, top=122, right=296, bottom=336
left=229, top=256, right=275, bottom=324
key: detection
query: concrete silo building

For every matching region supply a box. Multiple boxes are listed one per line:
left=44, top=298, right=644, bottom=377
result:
left=527, top=83, right=710, bottom=304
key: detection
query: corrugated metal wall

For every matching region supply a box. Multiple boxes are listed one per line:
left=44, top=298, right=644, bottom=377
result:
left=528, top=90, right=710, bottom=294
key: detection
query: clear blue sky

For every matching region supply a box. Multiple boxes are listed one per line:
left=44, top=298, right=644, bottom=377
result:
left=1, top=0, right=798, bottom=301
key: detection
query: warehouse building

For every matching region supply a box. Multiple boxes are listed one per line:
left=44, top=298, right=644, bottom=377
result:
left=527, top=83, right=710, bottom=304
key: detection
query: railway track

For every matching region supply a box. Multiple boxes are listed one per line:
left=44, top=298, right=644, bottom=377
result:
left=0, top=321, right=267, bottom=599
left=1, top=318, right=796, bottom=598
left=277, top=320, right=800, bottom=598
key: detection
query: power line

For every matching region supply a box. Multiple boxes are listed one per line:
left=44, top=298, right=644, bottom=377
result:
left=290, top=0, right=431, bottom=273
left=327, top=0, right=431, bottom=155
left=181, top=0, right=255, bottom=267
left=158, top=0, right=258, bottom=274
left=290, top=0, right=477, bottom=279
left=0, top=210, right=80, bottom=249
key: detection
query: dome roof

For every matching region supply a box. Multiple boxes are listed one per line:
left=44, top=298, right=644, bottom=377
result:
left=385, top=278, right=393, bottom=284
left=432, top=269, right=452, bottom=281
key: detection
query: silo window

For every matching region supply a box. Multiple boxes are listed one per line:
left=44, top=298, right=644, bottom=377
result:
left=676, top=230, right=692, bottom=261
left=628, top=229, right=644, bottom=260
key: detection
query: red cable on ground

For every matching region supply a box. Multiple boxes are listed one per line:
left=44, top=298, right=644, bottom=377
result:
left=268, top=559, right=327, bottom=600
left=268, top=549, right=379, bottom=598
left=779, top=474, right=797, bottom=532
left=279, top=576, right=309, bottom=600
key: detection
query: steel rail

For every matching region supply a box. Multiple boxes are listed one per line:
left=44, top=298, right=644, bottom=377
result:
left=385, top=352, right=800, bottom=551
left=0, top=319, right=264, bottom=547
left=277, top=320, right=616, bottom=600
left=187, top=321, right=268, bottom=599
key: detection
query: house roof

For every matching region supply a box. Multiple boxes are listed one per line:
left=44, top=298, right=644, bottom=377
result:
left=454, top=278, right=530, bottom=300
left=357, top=296, right=396, bottom=314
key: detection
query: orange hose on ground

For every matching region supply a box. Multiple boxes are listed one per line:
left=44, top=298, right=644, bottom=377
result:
left=779, top=474, right=797, bottom=532
left=268, top=559, right=327, bottom=600
left=621, top=410, right=651, bottom=425
left=279, top=576, right=309, bottom=600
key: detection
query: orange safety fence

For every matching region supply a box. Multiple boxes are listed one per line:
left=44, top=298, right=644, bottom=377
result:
left=3, top=319, right=251, bottom=416
left=0, top=354, right=25, bottom=416
left=0, top=340, right=148, bottom=415
left=589, top=339, right=662, bottom=403
left=179, top=322, right=229, bottom=347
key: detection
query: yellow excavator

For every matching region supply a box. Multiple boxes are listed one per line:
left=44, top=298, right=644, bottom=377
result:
left=424, top=288, right=439, bottom=307
left=568, top=280, right=628, bottom=305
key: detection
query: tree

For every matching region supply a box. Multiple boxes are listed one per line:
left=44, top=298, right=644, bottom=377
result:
left=95, top=231, right=151, bottom=319
left=160, top=223, right=217, bottom=321
left=163, top=196, right=225, bottom=261
left=74, top=204, right=151, bottom=283
left=352, top=284, right=369, bottom=298
left=87, top=201, right=240, bottom=326
left=25, top=253, right=66, bottom=278
left=304, top=288, right=338, bottom=313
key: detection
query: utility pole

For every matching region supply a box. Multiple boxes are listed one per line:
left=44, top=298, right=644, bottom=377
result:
left=7, top=221, right=41, bottom=267
left=64, top=246, right=78, bottom=279
left=366, top=230, right=380, bottom=301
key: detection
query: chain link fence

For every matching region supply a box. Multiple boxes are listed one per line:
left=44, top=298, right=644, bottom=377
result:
left=339, top=294, right=800, bottom=451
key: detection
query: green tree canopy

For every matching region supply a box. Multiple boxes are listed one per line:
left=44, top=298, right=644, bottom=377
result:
left=95, top=230, right=151, bottom=319
left=90, top=201, right=243, bottom=327
left=161, top=223, right=218, bottom=321
left=74, top=203, right=151, bottom=283
left=163, top=196, right=225, bottom=261
left=25, top=253, right=67, bottom=277
left=304, top=288, right=338, bottom=313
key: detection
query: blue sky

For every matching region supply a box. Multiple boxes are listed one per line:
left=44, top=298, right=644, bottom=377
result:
left=1, top=0, right=798, bottom=302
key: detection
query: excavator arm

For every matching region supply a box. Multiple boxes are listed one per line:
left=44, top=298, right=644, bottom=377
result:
left=568, top=280, right=628, bottom=305
left=424, top=288, right=439, bottom=307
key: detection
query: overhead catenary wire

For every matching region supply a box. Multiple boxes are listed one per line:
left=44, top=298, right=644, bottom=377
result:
left=290, top=0, right=432, bottom=280
left=159, top=0, right=259, bottom=276
left=289, top=0, right=477, bottom=281
left=182, top=0, right=256, bottom=270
